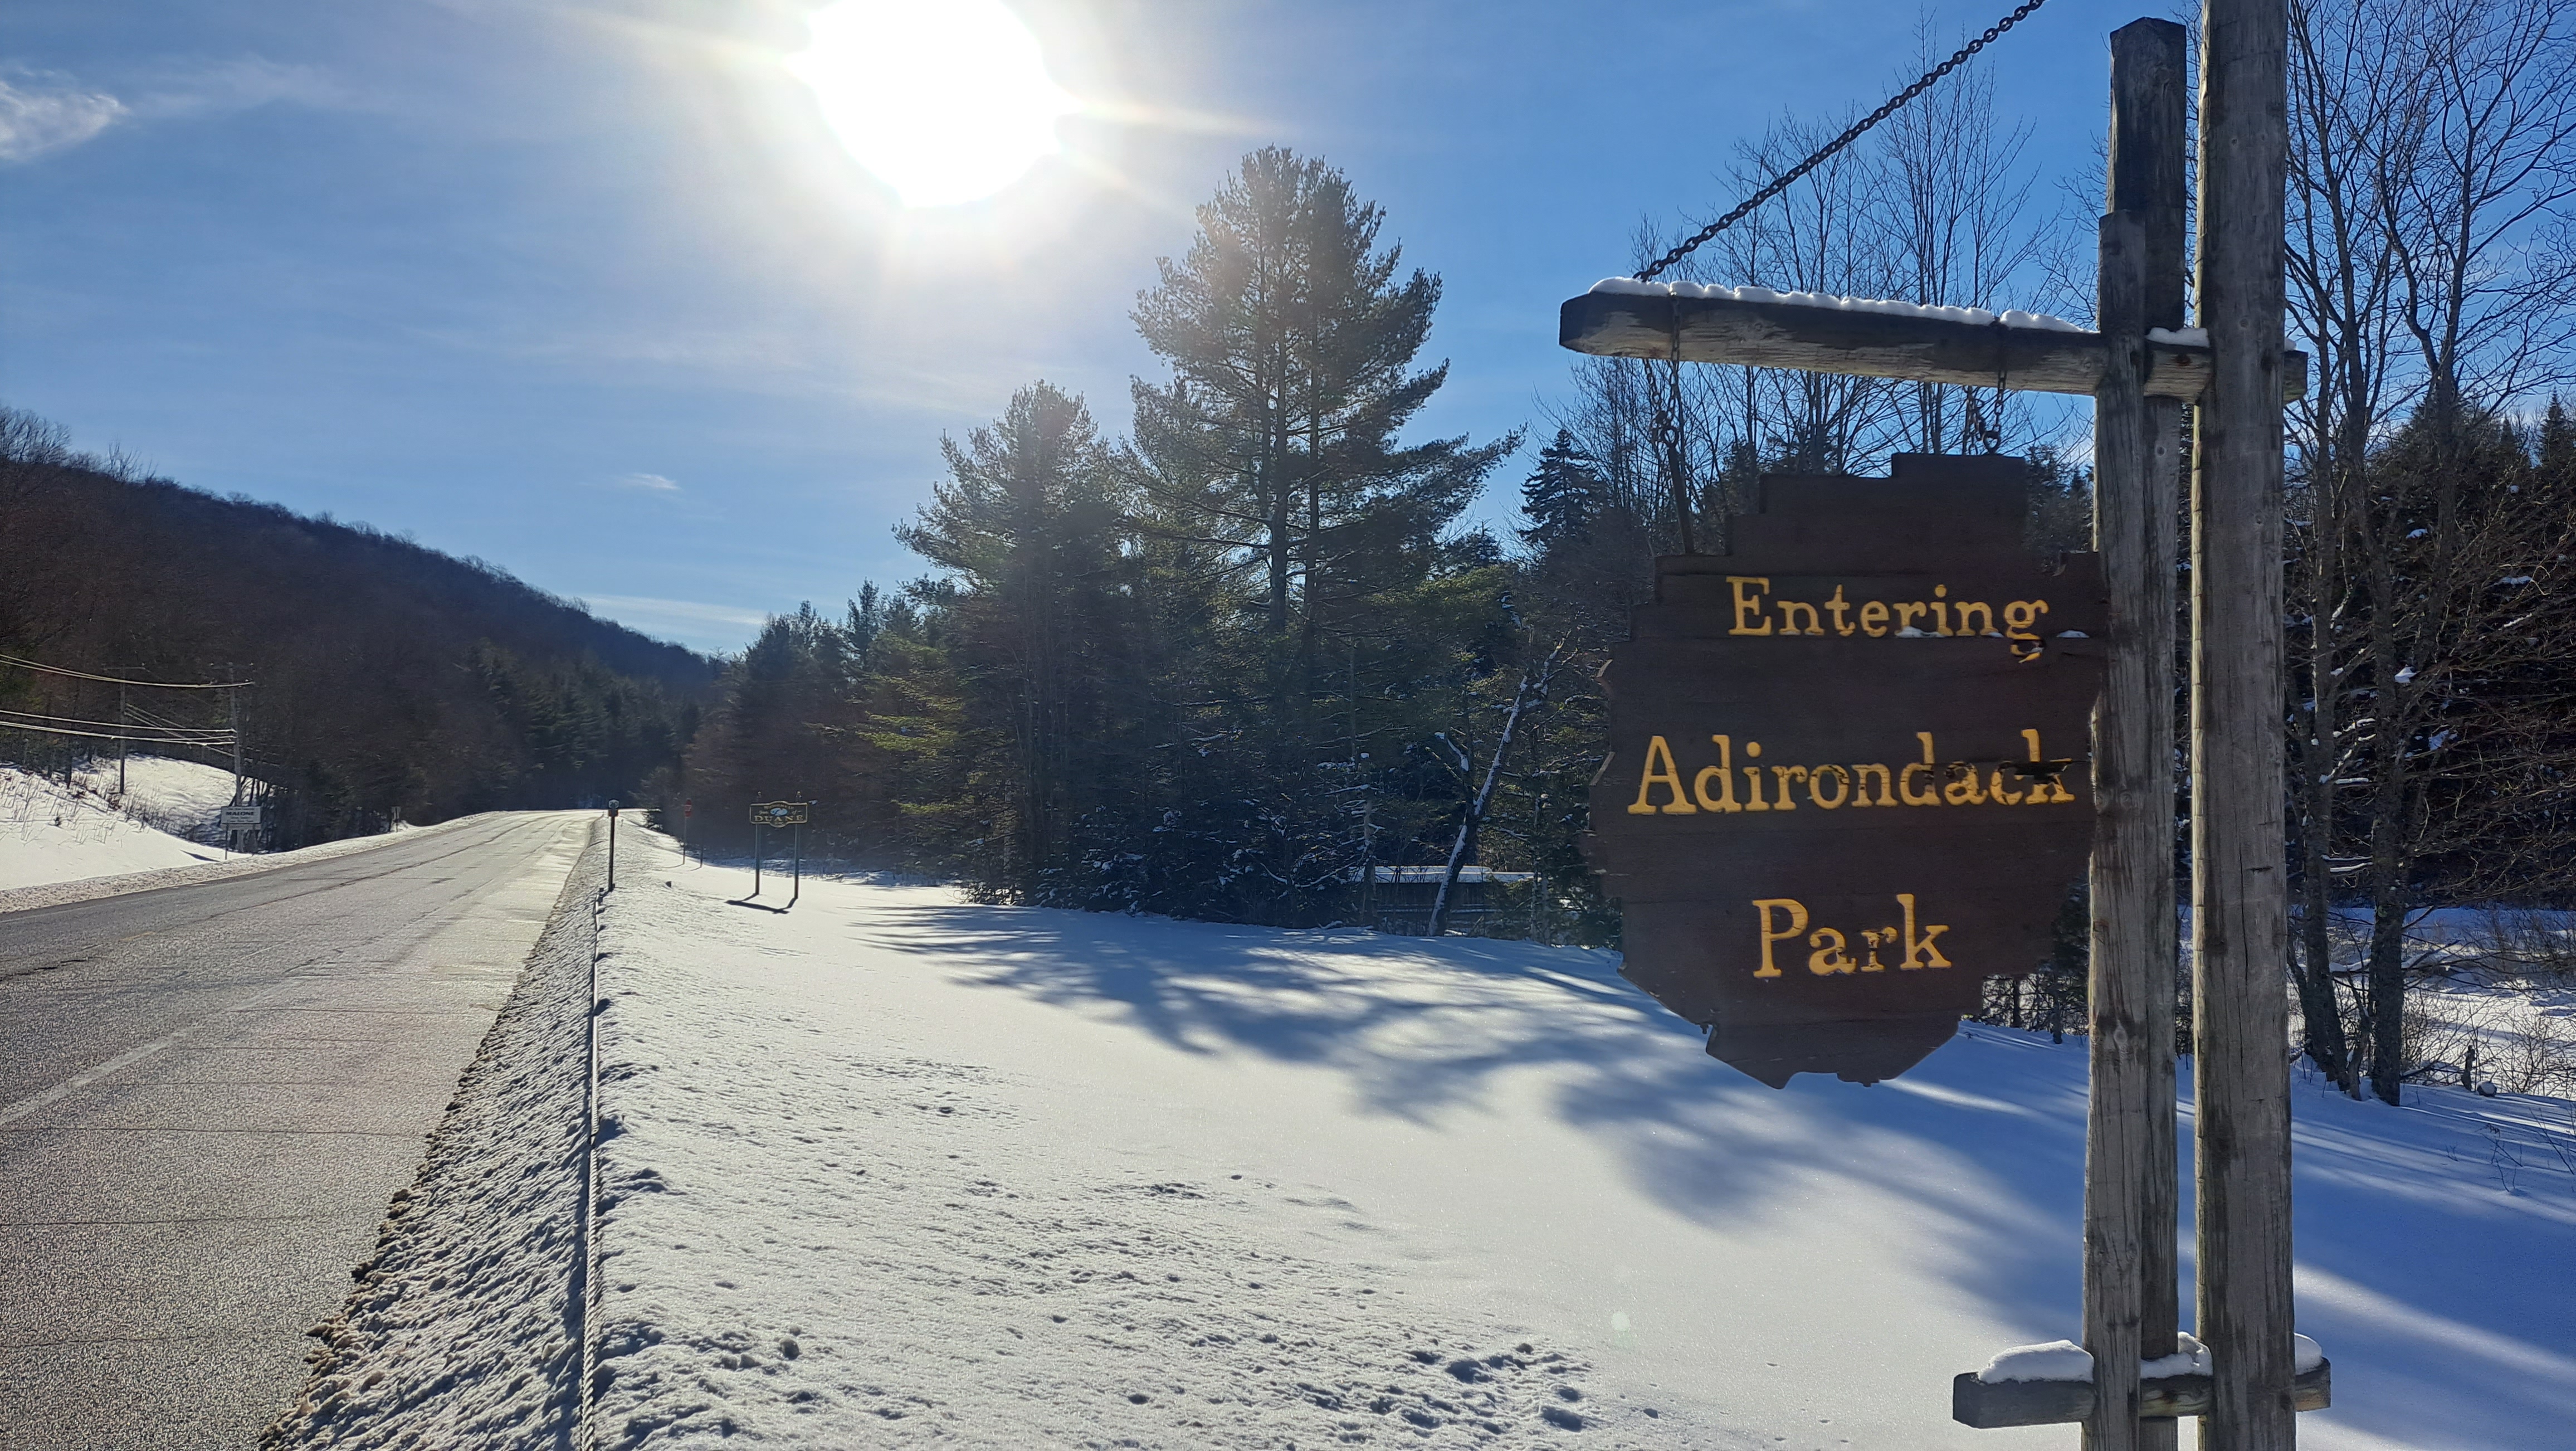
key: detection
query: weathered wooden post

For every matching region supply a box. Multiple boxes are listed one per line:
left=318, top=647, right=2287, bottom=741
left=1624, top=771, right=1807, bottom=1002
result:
left=2191, top=0, right=2297, bottom=1445
left=2086, top=20, right=2188, bottom=1451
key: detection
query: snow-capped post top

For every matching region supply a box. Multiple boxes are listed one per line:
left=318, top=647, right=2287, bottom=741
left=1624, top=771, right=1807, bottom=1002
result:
left=1977, top=1340, right=2095, bottom=1384
left=1950, top=1332, right=2331, bottom=1428
left=1558, top=280, right=2307, bottom=403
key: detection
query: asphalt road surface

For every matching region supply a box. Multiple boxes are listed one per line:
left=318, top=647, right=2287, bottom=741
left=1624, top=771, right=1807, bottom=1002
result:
left=0, top=812, right=592, bottom=1449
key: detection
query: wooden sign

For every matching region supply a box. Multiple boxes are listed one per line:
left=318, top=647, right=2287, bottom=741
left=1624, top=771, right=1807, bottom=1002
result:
left=751, top=801, right=808, bottom=827
left=1585, top=455, right=2105, bottom=1086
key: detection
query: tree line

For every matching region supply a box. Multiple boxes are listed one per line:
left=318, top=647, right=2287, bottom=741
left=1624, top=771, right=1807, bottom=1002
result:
left=0, top=408, right=713, bottom=844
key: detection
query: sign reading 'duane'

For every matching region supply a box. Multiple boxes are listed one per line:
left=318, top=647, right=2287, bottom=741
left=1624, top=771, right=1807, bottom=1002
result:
left=1585, top=455, right=2106, bottom=1087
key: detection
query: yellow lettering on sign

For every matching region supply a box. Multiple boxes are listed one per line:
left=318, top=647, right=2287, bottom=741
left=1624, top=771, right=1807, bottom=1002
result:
left=1729, top=577, right=1774, bottom=636
left=1693, top=736, right=1741, bottom=812
left=1825, top=586, right=1856, bottom=636
left=1753, top=898, right=1808, bottom=978
left=1628, top=734, right=1696, bottom=815
left=1987, top=763, right=2024, bottom=805
left=1954, top=600, right=1997, bottom=636
left=2004, top=598, right=2050, bottom=660
left=2022, top=728, right=2076, bottom=804
left=1778, top=599, right=1823, bottom=636
left=1897, top=893, right=1953, bottom=968
left=1769, top=765, right=1807, bottom=810
left=1852, top=762, right=1895, bottom=807
left=1899, top=732, right=1943, bottom=806
left=1807, top=763, right=1851, bottom=809
left=1942, top=760, right=1988, bottom=806
left=1858, top=599, right=1891, bottom=637
left=1807, top=927, right=1857, bottom=975
left=1894, top=601, right=1931, bottom=635
left=1930, top=585, right=1953, bottom=637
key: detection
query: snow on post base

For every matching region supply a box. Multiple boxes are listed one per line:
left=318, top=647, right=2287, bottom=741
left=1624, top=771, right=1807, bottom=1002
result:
left=1951, top=1335, right=2330, bottom=1428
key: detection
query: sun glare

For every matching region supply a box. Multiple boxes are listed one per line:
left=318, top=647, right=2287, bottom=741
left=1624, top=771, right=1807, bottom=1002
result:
left=788, top=0, right=1078, bottom=208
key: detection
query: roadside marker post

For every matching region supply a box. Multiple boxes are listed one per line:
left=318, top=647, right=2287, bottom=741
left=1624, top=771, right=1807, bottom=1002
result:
left=606, top=800, right=620, bottom=892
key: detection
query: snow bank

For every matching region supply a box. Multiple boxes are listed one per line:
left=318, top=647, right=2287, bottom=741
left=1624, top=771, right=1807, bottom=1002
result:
left=0, top=762, right=222, bottom=889
left=0, top=809, right=491, bottom=916
left=73, top=753, right=248, bottom=839
left=560, top=833, right=2574, bottom=1449
left=262, top=819, right=606, bottom=1448
left=1590, top=277, right=2086, bottom=333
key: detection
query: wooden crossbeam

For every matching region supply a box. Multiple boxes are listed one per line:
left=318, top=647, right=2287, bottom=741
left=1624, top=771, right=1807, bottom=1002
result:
left=1559, top=289, right=2307, bottom=401
left=1951, top=1362, right=2331, bottom=1429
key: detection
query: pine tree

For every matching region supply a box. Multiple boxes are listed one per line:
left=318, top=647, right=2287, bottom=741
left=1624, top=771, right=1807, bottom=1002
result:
left=1518, top=430, right=1604, bottom=553
left=1129, top=147, right=1514, bottom=691
left=896, top=383, right=1139, bottom=900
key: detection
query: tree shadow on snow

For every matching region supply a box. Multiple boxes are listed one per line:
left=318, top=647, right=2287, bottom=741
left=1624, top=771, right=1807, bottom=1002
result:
left=863, top=901, right=2576, bottom=1450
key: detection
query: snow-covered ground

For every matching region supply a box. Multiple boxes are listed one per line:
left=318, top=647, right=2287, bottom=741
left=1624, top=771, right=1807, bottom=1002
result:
left=583, top=829, right=2576, bottom=1449
left=0, top=757, right=235, bottom=889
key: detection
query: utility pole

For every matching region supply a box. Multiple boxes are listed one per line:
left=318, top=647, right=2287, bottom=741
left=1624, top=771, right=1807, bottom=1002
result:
left=2086, top=22, right=2189, bottom=1451
left=227, top=682, right=245, bottom=805
left=2193, top=0, right=2296, bottom=1446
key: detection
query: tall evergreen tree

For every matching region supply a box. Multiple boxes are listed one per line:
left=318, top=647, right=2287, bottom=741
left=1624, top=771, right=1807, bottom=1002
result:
left=1128, top=147, right=1515, bottom=695
left=1518, top=429, right=1605, bottom=553
left=896, top=383, right=1140, bottom=901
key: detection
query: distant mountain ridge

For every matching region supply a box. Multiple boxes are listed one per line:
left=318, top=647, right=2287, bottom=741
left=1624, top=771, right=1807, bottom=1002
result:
left=1, top=408, right=715, bottom=843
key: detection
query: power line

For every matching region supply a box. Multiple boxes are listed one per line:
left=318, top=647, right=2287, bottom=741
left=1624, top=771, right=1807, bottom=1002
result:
left=0, top=653, right=253, bottom=689
left=0, top=718, right=233, bottom=745
left=0, top=707, right=232, bottom=738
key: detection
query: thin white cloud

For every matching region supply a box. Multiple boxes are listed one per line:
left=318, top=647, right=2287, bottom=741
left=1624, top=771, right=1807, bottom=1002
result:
left=0, top=57, right=354, bottom=165
left=614, top=471, right=683, bottom=493
left=582, top=595, right=771, bottom=628
left=580, top=595, right=772, bottom=649
left=0, top=76, right=128, bottom=163
left=124, top=56, right=353, bottom=120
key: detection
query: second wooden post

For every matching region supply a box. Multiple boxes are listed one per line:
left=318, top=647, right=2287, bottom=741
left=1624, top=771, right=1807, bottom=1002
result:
left=2086, top=18, right=2189, bottom=1451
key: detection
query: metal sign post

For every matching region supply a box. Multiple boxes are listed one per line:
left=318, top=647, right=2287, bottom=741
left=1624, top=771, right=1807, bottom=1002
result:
left=218, top=801, right=260, bottom=855
left=606, top=800, right=620, bottom=892
left=747, top=801, right=809, bottom=903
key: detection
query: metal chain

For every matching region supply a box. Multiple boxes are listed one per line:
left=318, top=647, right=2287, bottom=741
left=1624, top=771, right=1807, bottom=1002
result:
left=1634, top=0, right=2053, bottom=281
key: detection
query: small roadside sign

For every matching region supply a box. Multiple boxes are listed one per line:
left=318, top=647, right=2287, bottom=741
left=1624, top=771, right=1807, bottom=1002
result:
left=219, top=804, right=261, bottom=831
left=751, top=801, right=808, bottom=827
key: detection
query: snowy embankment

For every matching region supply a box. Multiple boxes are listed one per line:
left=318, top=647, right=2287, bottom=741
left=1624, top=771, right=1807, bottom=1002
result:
left=0, top=757, right=234, bottom=889
left=563, top=829, right=2573, bottom=1450
left=0, top=757, right=468, bottom=913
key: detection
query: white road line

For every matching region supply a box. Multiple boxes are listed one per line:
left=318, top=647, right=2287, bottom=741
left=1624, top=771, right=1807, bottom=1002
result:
left=0, top=972, right=319, bottom=1126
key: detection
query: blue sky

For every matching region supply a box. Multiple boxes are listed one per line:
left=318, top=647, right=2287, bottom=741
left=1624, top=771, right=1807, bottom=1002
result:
left=2, top=1, right=2126, bottom=654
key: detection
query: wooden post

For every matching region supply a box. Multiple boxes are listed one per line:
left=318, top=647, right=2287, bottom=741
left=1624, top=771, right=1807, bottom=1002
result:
left=2089, top=22, right=2189, bottom=1451
left=2193, top=1, right=2297, bottom=1447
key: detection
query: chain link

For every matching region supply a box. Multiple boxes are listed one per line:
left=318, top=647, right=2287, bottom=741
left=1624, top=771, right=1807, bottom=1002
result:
left=1634, top=0, right=2053, bottom=282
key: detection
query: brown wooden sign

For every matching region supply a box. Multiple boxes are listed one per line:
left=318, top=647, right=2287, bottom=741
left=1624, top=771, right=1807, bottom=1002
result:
left=1585, top=455, right=2106, bottom=1087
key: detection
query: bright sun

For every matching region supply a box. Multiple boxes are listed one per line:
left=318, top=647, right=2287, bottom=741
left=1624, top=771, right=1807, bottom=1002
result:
left=788, top=0, right=1078, bottom=208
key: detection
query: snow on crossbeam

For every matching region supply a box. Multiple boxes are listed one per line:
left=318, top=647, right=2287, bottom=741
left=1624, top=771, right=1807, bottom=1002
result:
left=1950, top=1335, right=2330, bottom=1428
left=1563, top=280, right=2307, bottom=401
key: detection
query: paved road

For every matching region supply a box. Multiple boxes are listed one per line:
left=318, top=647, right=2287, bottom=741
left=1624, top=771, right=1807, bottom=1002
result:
left=0, top=812, right=592, bottom=1450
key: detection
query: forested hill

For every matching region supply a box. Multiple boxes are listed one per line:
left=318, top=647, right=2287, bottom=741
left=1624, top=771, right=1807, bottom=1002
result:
left=1, top=409, right=716, bottom=844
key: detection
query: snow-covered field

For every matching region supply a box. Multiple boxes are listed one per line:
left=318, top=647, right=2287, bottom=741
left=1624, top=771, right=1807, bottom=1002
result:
left=0, top=757, right=237, bottom=889
left=584, top=829, right=2576, bottom=1449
